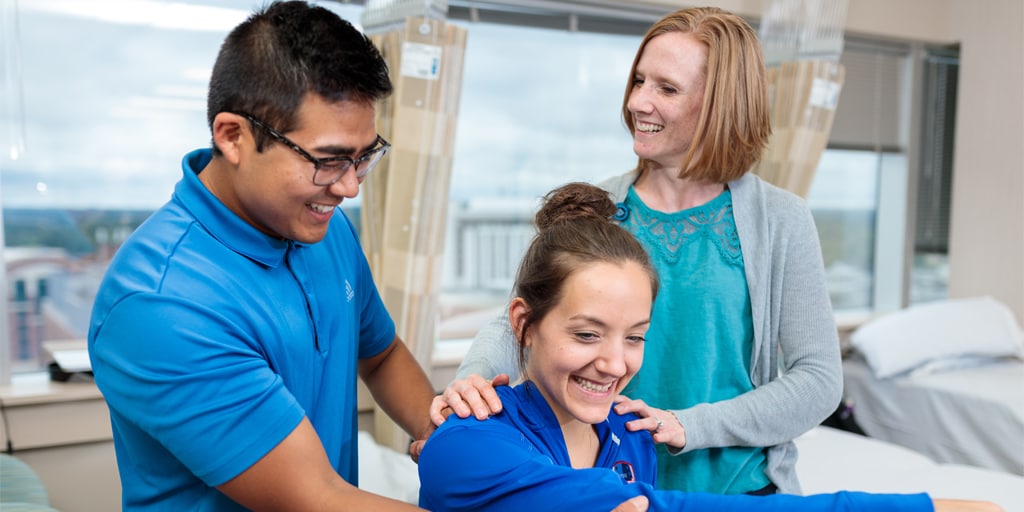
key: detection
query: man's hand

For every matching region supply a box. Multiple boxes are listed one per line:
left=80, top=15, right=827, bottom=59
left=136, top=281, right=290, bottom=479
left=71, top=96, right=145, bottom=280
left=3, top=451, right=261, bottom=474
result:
left=408, top=438, right=427, bottom=463
left=611, top=495, right=649, bottom=512
left=429, top=373, right=510, bottom=426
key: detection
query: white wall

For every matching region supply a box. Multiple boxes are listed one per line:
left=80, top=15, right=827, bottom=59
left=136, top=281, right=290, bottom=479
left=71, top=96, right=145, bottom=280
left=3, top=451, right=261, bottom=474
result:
left=945, top=0, right=1024, bottom=324
left=633, top=0, right=1024, bottom=324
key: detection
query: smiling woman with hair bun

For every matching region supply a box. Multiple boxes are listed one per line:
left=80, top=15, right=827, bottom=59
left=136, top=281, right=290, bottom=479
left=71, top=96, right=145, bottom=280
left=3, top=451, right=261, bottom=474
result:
left=418, top=181, right=1002, bottom=512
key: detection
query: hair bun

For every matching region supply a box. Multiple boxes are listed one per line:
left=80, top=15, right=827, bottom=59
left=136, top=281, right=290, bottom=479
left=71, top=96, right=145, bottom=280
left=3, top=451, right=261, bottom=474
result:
left=535, top=182, right=617, bottom=231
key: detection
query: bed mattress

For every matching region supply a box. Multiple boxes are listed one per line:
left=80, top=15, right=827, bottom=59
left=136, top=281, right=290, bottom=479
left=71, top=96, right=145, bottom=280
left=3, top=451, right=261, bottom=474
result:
left=795, top=426, right=1024, bottom=511
left=842, top=354, right=1024, bottom=475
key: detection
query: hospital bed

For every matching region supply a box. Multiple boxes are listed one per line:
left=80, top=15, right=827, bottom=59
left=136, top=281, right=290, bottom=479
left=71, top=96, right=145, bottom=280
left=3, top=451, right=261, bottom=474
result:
left=795, top=426, right=1024, bottom=511
left=842, top=354, right=1024, bottom=475
left=842, top=296, right=1024, bottom=476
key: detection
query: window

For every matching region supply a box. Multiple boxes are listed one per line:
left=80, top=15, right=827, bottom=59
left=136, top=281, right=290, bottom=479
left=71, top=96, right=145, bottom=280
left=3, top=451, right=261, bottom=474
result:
left=910, top=47, right=958, bottom=304
left=441, top=20, right=639, bottom=302
left=0, top=0, right=362, bottom=375
left=807, top=149, right=884, bottom=310
left=806, top=41, right=911, bottom=315
left=1, top=0, right=956, bottom=376
left=805, top=40, right=958, bottom=314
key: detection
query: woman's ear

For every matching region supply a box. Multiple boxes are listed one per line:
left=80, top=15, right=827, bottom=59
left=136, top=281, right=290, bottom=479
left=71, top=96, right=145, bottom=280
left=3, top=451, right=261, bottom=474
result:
left=508, top=297, right=530, bottom=346
left=211, top=112, right=247, bottom=165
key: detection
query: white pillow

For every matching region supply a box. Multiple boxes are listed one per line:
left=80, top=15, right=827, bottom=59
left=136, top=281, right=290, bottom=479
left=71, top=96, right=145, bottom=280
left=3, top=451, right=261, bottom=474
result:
left=849, top=296, right=1024, bottom=378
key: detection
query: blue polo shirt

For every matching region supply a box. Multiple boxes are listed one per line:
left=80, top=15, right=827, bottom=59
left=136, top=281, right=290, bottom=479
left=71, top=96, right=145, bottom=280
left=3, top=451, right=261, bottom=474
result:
left=418, top=382, right=933, bottom=512
left=88, top=148, right=395, bottom=511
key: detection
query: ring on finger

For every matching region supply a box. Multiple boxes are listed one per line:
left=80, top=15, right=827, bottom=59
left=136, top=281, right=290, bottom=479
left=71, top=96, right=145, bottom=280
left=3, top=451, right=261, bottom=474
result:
left=654, top=418, right=664, bottom=433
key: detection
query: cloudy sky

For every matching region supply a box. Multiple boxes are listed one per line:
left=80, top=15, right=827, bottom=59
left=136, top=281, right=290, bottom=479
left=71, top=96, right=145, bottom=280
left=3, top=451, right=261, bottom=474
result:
left=2, top=0, right=247, bottom=208
left=1, top=0, right=873, bottom=211
left=1, top=0, right=638, bottom=211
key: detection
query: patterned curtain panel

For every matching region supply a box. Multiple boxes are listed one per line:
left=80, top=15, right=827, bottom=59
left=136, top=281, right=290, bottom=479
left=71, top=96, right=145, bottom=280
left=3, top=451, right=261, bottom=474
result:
left=753, top=59, right=845, bottom=197
left=363, top=15, right=468, bottom=453
left=753, top=0, right=848, bottom=197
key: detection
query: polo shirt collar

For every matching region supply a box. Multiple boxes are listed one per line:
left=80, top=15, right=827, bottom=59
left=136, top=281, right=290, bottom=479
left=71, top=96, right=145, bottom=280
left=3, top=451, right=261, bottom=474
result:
left=176, top=148, right=291, bottom=268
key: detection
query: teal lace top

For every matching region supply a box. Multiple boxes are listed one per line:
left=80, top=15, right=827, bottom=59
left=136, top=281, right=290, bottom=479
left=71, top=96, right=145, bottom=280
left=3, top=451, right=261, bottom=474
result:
left=619, top=185, right=768, bottom=494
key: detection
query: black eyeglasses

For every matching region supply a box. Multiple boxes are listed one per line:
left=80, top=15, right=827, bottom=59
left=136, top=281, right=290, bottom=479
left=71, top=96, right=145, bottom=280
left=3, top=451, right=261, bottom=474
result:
left=240, top=114, right=390, bottom=186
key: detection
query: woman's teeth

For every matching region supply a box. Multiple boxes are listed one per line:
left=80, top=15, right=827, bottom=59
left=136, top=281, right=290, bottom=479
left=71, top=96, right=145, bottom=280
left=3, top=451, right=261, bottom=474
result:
left=574, top=376, right=612, bottom=393
left=635, top=121, right=663, bottom=133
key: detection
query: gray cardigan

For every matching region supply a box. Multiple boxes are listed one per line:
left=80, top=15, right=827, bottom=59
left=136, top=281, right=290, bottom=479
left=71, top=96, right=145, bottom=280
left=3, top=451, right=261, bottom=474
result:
left=455, top=171, right=843, bottom=494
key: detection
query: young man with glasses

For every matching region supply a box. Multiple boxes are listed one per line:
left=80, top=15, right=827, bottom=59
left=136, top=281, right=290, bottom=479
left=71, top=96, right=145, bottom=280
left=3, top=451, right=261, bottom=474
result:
left=87, top=2, right=454, bottom=510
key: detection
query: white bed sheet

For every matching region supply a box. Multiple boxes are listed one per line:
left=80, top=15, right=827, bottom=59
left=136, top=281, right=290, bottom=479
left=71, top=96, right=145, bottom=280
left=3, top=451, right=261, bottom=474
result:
left=843, top=354, right=1024, bottom=475
left=357, top=431, right=420, bottom=504
left=357, top=427, right=1024, bottom=510
left=796, top=426, right=1024, bottom=512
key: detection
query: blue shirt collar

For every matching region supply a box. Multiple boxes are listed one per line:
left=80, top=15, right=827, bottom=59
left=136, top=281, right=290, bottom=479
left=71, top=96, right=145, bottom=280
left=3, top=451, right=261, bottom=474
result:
left=176, top=148, right=290, bottom=269
left=511, top=381, right=623, bottom=468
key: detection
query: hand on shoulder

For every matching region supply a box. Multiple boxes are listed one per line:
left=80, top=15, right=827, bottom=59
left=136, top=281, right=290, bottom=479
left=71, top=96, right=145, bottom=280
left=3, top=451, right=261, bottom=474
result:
left=430, top=373, right=510, bottom=426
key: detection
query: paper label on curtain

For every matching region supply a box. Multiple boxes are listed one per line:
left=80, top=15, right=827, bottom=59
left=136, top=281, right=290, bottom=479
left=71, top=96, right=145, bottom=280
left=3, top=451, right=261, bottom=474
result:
left=400, top=42, right=442, bottom=81
left=809, top=78, right=841, bottom=110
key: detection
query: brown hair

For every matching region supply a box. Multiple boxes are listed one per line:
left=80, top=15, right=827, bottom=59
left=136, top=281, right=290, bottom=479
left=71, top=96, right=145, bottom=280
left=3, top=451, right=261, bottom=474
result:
left=512, top=182, right=659, bottom=373
left=621, top=6, right=770, bottom=182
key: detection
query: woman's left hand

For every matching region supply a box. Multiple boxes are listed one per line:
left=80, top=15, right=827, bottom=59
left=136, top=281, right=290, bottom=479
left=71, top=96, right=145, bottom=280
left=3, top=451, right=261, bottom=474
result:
left=614, top=395, right=686, bottom=449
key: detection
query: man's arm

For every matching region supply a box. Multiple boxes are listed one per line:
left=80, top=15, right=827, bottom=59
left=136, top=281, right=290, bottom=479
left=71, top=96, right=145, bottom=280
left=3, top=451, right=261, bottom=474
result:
left=217, top=418, right=423, bottom=511
left=359, top=336, right=437, bottom=444
left=216, top=337, right=434, bottom=510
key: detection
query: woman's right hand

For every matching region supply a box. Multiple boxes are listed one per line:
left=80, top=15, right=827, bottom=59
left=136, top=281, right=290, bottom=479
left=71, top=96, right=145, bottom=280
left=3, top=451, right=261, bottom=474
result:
left=429, top=373, right=510, bottom=426
left=933, top=499, right=1004, bottom=512
left=614, top=395, right=687, bottom=449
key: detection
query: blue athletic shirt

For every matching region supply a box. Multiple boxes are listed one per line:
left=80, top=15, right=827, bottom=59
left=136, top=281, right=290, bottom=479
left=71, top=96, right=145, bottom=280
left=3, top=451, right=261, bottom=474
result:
left=88, top=148, right=396, bottom=511
left=418, top=382, right=933, bottom=511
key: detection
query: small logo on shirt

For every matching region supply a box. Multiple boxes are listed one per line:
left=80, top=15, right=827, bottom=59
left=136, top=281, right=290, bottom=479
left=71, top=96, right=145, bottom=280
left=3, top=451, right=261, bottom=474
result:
left=345, top=279, right=355, bottom=302
left=612, top=460, right=636, bottom=483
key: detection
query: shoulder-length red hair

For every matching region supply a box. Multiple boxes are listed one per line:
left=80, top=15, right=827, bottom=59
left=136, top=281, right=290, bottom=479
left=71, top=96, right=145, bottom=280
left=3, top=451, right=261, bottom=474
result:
left=621, top=7, right=771, bottom=182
